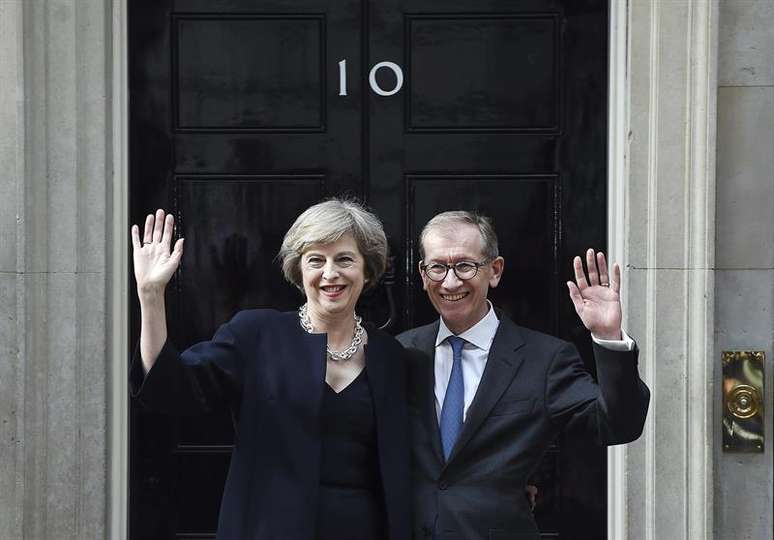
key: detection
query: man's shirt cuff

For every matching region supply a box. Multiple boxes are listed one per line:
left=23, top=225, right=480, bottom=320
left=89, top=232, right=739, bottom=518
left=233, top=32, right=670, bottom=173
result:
left=591, top=329, right=635, bottom=351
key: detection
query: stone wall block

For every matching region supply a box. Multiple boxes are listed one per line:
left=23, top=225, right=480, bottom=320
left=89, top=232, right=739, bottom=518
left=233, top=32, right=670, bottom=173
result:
left=75, top=0, right=108, bottom=275
left=626, top=5, right=654, bottom=273
left=621, top=266, right=656, bottom=538
left=718, top=0, right=774, bottom=86
left=77, top=271, right=107, bottom=539
left=715, top=269, right=774, bottom=348
left=0, top=1, right=23, bottom=274
left=44, top=0, right=78, bottom=274
left=628, top=1, right=698, bottom=271
left=0, top=273, right=21, bottom=540
left=21, top=272, right=50, bottom=540
left=626, top=266, right=717, bottom=540
left=631, top=268, right=690, bottom=537
left=654, top=8, right=691, bottom=270
left=46, top=273, right=78, bottom=538
left=716, top=86, right=774, bottom=269
left=714, top=269, right=774, bottom=540
left=623, top=1, right=718, bottom=539
left=23, top=0, right=51, bottom=276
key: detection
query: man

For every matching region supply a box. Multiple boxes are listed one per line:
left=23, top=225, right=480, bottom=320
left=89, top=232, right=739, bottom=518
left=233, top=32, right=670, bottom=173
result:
left=397, top=211, right=650, bottom=540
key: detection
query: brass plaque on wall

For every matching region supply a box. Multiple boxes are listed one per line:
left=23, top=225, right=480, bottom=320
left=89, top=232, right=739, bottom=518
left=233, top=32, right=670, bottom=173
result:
left=722, top=351, right=764, bottom=453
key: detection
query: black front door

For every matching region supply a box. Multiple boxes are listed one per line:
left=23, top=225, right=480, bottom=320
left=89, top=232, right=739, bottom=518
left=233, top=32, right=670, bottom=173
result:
left=129, top=1, right=608, bottom=538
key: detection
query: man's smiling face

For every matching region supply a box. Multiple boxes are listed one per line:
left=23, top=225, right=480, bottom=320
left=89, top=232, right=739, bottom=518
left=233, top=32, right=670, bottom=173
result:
left=419, top=223, right=504, bottom=334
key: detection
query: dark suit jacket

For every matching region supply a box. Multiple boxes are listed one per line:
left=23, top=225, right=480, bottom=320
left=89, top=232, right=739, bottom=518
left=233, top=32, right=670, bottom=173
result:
left=130, top=309, right=411, bottom=540
left=397, top=311, right=650, bottom=540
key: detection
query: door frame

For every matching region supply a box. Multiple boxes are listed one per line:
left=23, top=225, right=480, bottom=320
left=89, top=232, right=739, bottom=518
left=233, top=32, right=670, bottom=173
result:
left=606, top=1, right=628, bottom=537
left=108, top=0, right=130, bottom=538
left=108, top=2, right=716, bottom=538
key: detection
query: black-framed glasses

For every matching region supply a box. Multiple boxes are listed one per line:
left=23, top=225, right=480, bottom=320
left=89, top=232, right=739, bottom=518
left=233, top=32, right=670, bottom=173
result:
left=419, top=260, right=490, bottom=282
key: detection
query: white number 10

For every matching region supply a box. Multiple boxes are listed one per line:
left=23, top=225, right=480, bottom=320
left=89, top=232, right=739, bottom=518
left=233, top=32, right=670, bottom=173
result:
left=338, top=59, right=404, bottom=97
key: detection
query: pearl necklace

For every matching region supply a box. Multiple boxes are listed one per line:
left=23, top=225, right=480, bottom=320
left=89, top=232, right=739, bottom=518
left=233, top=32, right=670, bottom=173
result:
left=298, top=303, right=364, bottom=362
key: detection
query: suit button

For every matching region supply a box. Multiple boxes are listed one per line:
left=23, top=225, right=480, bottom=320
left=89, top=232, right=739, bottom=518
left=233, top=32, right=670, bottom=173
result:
left=438, top=480, right=449, bottom=490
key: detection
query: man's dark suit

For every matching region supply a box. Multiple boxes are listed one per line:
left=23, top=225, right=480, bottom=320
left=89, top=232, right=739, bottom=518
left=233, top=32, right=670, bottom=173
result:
left=397, top=310, right=650, bottom=540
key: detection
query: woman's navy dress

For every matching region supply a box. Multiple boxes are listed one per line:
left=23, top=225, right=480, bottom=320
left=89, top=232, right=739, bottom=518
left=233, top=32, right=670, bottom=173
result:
left=317, top=368, right=387, bottom=540
left=130, top=310, right=411, bottom=539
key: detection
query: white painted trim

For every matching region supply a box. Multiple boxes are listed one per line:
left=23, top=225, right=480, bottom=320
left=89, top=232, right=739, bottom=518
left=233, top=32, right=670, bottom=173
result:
left=643, top=2, right=660, bottom=538
left=685, top=2, right=717, bottom=538
left=609, top=1, right=719, bottom=538
left=606, top=0, right=629, bottom=537
left=107, top=0, right=129, bottom=538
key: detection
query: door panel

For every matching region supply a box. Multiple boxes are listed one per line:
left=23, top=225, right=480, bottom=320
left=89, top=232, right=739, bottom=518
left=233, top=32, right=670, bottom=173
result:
left=129, top=1, right=607, bottom=538
left=406, top=14, right=558, bottom=132
left=175, top=15, right=326, bottom=131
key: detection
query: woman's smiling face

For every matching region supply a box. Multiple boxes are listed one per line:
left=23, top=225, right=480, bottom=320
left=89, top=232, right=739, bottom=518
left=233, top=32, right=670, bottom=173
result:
left=301, top=233, right=366, bottom=322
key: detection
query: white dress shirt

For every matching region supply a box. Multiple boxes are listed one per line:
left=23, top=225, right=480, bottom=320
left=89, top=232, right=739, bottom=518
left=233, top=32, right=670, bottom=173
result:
left=433, top=301, right=635, bottom=423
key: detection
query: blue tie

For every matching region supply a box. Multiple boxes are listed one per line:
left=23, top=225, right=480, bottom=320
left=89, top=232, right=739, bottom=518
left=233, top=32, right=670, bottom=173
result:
left=440, top=336, right=465, bottom=461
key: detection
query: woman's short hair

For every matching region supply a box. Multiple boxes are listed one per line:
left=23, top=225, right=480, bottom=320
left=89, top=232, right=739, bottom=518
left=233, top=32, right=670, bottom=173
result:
left=278, top=198, right=388, bottom=292
left=419, top=210, right=499, bottom=261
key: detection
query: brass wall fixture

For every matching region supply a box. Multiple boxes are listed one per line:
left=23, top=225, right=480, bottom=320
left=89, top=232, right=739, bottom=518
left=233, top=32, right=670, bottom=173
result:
left=722, top=351, right=765, bottom=453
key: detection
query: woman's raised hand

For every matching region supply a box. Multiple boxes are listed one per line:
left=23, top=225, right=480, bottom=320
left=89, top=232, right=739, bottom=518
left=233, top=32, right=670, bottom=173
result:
left=131, top=209, right=184, bottom=296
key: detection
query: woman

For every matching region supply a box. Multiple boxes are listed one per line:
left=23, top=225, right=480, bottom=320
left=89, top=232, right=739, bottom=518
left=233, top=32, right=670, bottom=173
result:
left=129, top=199, right=410, bottom=540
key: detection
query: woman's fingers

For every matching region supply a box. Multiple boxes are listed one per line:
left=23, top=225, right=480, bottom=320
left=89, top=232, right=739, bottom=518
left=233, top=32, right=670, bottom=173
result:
left=152, top=209, right=165, bottom=242
left=143, top=214, right=154, bottom=244
left=132, top=211, right=182, bottom=292
left=162, top=213, right=174, bottom=248
left=172, top=238, right=184, bottom=260
left=140, top=210, right=175, bottom=248
left=131, top=225, right=142, bottom=250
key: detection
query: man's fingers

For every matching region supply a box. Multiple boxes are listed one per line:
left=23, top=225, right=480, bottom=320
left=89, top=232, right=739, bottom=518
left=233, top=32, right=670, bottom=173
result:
left=585, top=248, right=599, bottom=285
left=611, top=262, right=621, bottom=293
left=572, top=256, right=588, bottom=289
left=567, top=281, right=583, bottom=310
left=596, top=252, right=609, bottom=286
left=152, top=209, right=165, bottom=242
left=131, top=225, right=142, bottom=250
left=143, top=214, right=154, bottom=244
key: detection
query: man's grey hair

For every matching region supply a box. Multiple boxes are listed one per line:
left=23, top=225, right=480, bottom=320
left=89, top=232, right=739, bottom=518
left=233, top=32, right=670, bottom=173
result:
left=278, top=198, right=388, bottom=292
left=419, top=210, right=499, bottom=261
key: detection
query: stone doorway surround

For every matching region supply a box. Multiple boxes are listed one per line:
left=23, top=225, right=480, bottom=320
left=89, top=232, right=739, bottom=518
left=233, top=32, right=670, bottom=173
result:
left=607, top=1, right=717, bottom=539
left=0, top=0, right=718, bottom=539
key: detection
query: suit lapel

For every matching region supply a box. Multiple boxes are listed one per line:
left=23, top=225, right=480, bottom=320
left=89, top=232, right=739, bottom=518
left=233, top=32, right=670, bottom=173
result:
left=414, top=321, right=445, bottom=464
left=445, top=315, right=526, bottom=465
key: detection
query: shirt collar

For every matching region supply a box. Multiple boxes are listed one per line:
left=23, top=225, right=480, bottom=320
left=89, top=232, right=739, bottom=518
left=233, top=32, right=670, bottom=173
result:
left=435, top=300, right=499, bottom=351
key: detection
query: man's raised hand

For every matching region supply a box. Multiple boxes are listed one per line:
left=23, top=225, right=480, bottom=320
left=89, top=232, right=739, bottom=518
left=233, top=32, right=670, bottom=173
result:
left=566, top=249, right=622, bottom=340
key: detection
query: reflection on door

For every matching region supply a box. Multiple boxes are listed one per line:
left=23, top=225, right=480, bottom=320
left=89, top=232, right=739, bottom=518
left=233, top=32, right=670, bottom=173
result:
left=129, top=1, right=608, bottom=538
